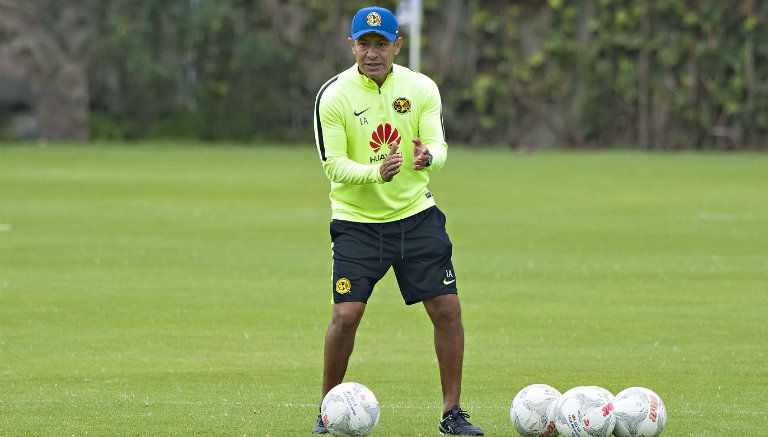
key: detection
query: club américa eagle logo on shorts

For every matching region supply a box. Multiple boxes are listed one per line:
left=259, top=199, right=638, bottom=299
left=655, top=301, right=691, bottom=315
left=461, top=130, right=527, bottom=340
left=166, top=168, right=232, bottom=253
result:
left=392, top=97, right=411, bottom=114
left=335, top=278, right=351, bottom=294
left=366, top=12, right=382, bottom=27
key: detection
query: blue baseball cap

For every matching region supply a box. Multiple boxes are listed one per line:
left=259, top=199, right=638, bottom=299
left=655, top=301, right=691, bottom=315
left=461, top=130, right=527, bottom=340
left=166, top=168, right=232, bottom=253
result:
left=350, top=6, right=399, bottom=42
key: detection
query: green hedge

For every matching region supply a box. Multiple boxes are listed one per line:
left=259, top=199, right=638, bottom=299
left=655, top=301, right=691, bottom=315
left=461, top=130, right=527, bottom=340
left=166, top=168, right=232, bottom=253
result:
left=87, top=0, right=767, bottom=149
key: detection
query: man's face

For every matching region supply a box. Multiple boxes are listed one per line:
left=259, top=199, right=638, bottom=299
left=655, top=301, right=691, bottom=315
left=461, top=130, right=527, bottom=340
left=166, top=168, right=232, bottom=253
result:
left=348, top=33, right=402, bottom=85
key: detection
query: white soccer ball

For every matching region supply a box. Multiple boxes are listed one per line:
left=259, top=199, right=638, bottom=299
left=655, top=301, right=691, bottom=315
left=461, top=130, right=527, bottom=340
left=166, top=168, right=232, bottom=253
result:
left=613, top=387, right=666, bottom=437
left=510, top=384, right=561, bottom=437
left=554, top=386, right=615, bottom=437
left=321, top=382, right=380, bottom=437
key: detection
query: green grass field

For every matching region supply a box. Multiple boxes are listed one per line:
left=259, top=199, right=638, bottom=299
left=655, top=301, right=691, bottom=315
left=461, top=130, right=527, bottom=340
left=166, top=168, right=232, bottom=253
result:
left=1, top=144, right=766, bottom=436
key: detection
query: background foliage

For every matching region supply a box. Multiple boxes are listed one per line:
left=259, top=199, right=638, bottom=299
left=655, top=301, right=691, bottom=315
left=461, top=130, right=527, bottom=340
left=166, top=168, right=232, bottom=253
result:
left=2, top=0, right=767, bottom=149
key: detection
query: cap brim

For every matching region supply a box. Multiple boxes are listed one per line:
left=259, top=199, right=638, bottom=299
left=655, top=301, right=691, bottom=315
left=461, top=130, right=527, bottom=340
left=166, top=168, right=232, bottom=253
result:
left=351, top=29, right=398, bottom=42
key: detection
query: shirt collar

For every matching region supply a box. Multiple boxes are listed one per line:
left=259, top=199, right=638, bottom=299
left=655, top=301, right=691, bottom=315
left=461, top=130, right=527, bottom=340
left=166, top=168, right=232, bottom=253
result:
left=354, top=64, right=396, bottom=89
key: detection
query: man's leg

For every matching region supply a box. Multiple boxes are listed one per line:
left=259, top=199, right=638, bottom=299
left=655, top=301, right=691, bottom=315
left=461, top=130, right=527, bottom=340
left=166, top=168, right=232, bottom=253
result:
left=423, top=293, right=464, bottom=413
left=321, top=301, right=367, bottom=402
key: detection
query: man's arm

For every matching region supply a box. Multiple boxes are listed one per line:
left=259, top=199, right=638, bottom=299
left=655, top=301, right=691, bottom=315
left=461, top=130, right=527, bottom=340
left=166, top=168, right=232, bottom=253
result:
left=322, top=145, right=401, bottom=184
left=414, top=79, right=447, bottom=172
left=321, top=157, right=383, bottom=184
left=315, top=88, right=401, bottom=184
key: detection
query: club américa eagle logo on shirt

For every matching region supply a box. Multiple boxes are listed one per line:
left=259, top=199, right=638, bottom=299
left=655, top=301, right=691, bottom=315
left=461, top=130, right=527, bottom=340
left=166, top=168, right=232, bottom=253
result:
left=368, top=123, right=400, bottom=164
left=392, top=97, right=411, bottom=114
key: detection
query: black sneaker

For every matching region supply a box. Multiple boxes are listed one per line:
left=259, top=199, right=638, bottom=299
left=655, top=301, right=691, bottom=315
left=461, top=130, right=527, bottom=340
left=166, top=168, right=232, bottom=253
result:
left=313, top=413, right=329, bottom=434
left=438, top=405, right=484, bottom=436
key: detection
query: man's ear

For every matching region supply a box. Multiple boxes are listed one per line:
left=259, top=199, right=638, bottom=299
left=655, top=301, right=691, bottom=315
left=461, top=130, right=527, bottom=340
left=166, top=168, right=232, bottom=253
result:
left=394, top=37, right=403, bottom=55
left=348, top=37, right=355, bottom=52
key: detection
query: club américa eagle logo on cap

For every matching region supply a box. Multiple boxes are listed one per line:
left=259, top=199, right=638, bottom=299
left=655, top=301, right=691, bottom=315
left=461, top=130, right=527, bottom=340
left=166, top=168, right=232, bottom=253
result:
left=369, top=123, right=400, bottom=153
left=366, top=11, right=382, bottom=27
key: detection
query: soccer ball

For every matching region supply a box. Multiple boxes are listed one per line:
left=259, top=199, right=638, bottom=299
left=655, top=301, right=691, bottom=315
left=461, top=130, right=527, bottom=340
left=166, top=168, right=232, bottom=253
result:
left=510, top=384, right=561, bottom=437
left=554, top=386, right=615, bottom=437
left=321, top=382, right=380, bottom=437
left=613, top=387, right=667, bottom=437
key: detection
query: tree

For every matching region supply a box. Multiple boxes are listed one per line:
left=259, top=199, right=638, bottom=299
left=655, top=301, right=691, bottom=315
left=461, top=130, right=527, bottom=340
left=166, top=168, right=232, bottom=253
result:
left=0, top=0, right=89, bottom=141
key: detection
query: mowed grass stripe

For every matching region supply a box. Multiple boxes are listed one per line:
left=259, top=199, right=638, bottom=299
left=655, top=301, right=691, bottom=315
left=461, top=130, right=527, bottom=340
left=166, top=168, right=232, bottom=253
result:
left=1, top=145, right=766, bottom=436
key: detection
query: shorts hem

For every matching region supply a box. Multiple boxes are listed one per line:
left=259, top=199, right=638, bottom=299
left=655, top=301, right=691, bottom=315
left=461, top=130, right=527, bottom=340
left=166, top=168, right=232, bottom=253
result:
left=333, top=296, right=370, bottom=304
left=404, top=288, right=457, bottom=306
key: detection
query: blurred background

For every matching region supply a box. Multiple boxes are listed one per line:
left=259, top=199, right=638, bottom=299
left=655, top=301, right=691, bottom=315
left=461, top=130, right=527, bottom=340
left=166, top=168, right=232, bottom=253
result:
left=0, top=0, right=766, bottom=150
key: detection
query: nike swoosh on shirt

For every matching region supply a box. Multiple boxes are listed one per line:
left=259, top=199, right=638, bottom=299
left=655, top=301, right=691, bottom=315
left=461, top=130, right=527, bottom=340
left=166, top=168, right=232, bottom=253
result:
left=443, top=279, right=456, bottom=285
left=354, top=107, right=371, bottom=116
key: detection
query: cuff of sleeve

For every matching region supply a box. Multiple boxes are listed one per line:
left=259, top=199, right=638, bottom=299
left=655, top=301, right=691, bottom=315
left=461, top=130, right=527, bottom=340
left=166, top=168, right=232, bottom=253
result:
left=424, top=144, right=447, bottom=171
left=374, top=165, right=384, bottom=183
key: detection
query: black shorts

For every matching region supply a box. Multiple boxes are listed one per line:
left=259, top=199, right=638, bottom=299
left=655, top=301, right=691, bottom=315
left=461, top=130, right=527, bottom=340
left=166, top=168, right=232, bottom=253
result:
left=330, top=206, right=458, bottom=305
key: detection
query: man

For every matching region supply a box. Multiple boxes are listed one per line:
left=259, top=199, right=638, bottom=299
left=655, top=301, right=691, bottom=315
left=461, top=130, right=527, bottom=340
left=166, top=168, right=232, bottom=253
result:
left=312, top=6, right=484, bottom=436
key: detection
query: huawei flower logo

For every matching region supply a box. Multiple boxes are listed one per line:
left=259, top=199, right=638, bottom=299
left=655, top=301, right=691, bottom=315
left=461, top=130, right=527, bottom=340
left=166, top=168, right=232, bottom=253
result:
left=369, top=123, right=400, bottom=153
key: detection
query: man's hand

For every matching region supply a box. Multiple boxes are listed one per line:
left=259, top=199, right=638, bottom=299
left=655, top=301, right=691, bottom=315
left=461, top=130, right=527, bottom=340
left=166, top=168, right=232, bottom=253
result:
left=412, top=137, right=430, bottom=170
left=379, top=142, right=402, bottom=182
